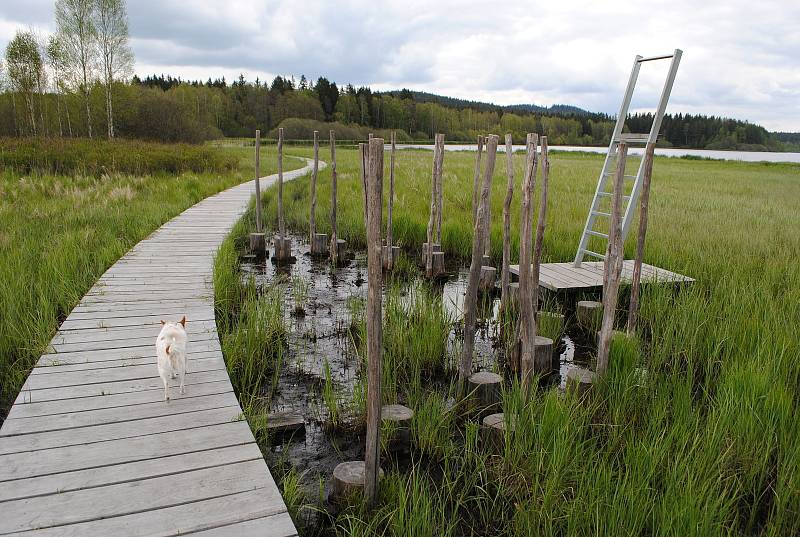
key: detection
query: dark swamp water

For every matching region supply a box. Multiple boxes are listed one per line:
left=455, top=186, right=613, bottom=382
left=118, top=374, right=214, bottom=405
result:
left=238, top=232, right=598, bottom=515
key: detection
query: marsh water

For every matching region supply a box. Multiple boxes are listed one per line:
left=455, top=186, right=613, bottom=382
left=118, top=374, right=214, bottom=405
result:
left=240, top=232, right=596, bottom=506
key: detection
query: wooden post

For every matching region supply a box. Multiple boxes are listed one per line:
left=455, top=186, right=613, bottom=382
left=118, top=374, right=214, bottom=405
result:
left=310, top=130, right=319, bottom=241
left=459, top=135, right=499, bottom=387
left=531, top=136, right=549, bottom=319
left=472, top=135, right=485, bottom=223
left=364, top=137, right=384, bottom=507
left=329, top=130, right=339, bottom=264
left=386, top=131, right=396, bottom=270
left=597, top=142, right=628, bottom=376
left=517, top=134, right=539, bottom=392
left=627, top=142, right=656, bottom=335
left=500, top=134, right=514, bottom=311
left=483, top=138, right=493, bottom=260
left=435, top=134, right=445, bottom=244
left=277, top=127, right=285, bottom=240
left=360, top=143, right=368, bottom=230
left=254, top=130, right=263, bottom=232
left=425, top=135, right=442, bottom=277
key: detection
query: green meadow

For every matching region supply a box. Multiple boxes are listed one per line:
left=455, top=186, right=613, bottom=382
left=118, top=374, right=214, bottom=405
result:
left=217, top=144, right=800, bottom=535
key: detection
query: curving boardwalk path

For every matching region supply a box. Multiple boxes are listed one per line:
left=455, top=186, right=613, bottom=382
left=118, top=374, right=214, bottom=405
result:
left=0, top=158, right=321, bottom=536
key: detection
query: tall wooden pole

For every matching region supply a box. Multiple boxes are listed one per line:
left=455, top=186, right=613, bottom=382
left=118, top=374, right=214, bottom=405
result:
left=517, top=134, right=539, bottom=392
left=435, top=134, right=445, bottom=244
left=459, top=135, right=499, bottom=387
left=386, top=131, right=396, bottom=270
left=364, top=137, right=384, bottom=507
left=531, top=137, right=550, bottom=321
left=310, top=130, right=319, bottom=241
left=500, top=134, right=514, bottom=311
left=627, top=142, right=656, bottom=335
left=329, top=130, right=339, bottom=264
left=472, top=135, right=485, bottom=223
left=425, top=135, right=442, bottom=276
left=360, top=143, right=368, bottom=230
left=277, top=127, right=285, bottom=241
left=597, top=142, right=628, bottom=376
left=254, top=130, right=263, bottom=232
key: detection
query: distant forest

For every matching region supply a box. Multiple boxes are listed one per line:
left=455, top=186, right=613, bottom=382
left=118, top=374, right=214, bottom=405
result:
left=1, top=71, right=797, bottom=151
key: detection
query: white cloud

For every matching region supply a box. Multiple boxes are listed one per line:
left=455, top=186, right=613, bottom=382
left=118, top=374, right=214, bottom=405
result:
left=1, top=0, right=798, bottom=130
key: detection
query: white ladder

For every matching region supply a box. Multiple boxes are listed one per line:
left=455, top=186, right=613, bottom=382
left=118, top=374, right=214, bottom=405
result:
left=573, top=50, right=682, bottom=267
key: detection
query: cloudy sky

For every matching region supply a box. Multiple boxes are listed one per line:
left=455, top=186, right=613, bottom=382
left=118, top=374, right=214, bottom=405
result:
left=2, top=0, right=798, bottom=131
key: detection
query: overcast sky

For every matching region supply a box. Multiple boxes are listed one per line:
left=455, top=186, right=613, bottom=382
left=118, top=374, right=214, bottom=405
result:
left=2, top=0, right=798, bottom=131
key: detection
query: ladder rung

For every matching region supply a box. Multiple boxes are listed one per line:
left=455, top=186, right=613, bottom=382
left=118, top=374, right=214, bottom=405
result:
left=616, top=133, right=651, bottom=143
left=592, top=211, right=611, bottom=217
left=597, top=192, right=631, bottom=200
left=602, top=172, right=637, bottom=180
left=587, top=231, right=608, bottom=238
left=638, top=54, right=674, bottom=63
left=582, top=249, right=606, bottom=259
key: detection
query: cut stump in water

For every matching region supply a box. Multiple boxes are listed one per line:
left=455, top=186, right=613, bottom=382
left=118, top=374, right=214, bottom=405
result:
left=577, top=300, right=603, bottom=331
left=422, top=242, right=442, bottom=258
left=468, top=371, right=502, bottom=417
left=566, top=367, right=596, bottom=399
left=272, top=237, right=294, bottom=263
left=249, top=232, right=266, bottom=255
left=481, top=254, right=491, bottom=267
left=479, top=266, right=497, bottom=292
left=382, top=245, right=401, bottom=270
left=330, top=461, right=384, bottom=504
left=381, top=404, right=413, bottom=452
left=534, top=335, right=554, bottom=376
left=430, top=251, right=446, bottom=278
left=311, top=233, right=329, bottom=255
left=266, top=411, right=305, bottom=442
left=482, top=412, right=515, bottom=453
left=507, top=282, right=520, bottom=309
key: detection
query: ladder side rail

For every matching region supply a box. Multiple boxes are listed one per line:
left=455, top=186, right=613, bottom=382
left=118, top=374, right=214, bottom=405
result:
left=621, top=50, right=682, bottom=241
left=573, top=56, right=643, bottom=267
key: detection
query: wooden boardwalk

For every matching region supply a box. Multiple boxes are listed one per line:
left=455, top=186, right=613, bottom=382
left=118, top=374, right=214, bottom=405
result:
left=0, top=159, right=320, bottom=537
left=510, top=260, right=693, bottom=292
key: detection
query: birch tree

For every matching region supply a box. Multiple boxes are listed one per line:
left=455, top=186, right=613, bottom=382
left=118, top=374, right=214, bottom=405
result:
left=55, top=0, right=97, bottom=138
left=95, top=0, right=133, bottom=138
left=4, top=30, right=43, bottom=136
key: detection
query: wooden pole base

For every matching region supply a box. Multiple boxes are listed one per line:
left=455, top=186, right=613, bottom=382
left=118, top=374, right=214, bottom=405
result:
left=507, top=282, right=520, bottom=309
left=509, top=335, right=555, bottom=377
left=468, top=371, right=502, bottom=418
left=577, top=300, right=603, bottom=332
left=311, top=233, right=329, bottom=256
left=422, top=242, right=442, bottom=259
left=382, top=245, right=402, bottom=270
left=482, top=412, right=514, bottom=453
left=331, top=239, right=347, bottom=264
left=479, top=266, right=497, bottom=292
left=566, top=367, right=595, bottom=399
left=272, top=237, right=294, bottom=263
left=249, top=232, right=267, bottom=255
left=426, top=251, right=446, bottom=278
left=481, top=254, right=491, bottom=266
left=381, top=404, right=413, bottom=452
left=330, top=461, right=384, bottom=504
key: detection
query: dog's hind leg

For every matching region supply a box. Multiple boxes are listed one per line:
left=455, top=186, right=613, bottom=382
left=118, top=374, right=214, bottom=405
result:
left=179, top=367, right=185, bottom=395
left=162, top=375, right=170, bottom=401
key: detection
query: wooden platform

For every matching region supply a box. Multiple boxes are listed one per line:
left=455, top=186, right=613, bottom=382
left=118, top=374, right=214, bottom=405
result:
left=0, top=159, right=321, bottom=536
left=509, top=260, right=693, bottom=292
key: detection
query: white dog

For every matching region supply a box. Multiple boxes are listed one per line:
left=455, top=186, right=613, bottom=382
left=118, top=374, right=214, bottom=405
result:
left=156, top=316, right=188, bottom=401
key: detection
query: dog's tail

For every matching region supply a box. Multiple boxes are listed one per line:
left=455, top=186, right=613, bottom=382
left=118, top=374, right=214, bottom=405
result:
left=166, top=344, right=172, bottom=355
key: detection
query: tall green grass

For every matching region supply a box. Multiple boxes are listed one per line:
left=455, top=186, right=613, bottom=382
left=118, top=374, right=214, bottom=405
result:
left=250, top=145, right=800, bottom=535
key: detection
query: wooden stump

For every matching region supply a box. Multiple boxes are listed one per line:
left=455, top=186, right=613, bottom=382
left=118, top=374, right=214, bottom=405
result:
left=330, top=461, right=384, bottom=504
left=332, top=239, right=347, bottom=262
left=481, top=254, right=491, bottom=266
left=249, top=232, right=266, bottom=255
left=422, top=242, right=442, bottom=259
left=267, top=411, right=305, bottom=442
left=534, top=335, right=554, bottom=376
left=577, top=300, right=603, bottom=331
left=381, top=404, right=413, bottom=452
left=311, top=233, right=329, bottom=256
left=468, top=371, right=502, bottom=417
left=507, top=282, right=520, bottom=309
left=428, top=251, right=446, bottom=278
left=382, top=245, right=402, bottom=270
left=272, top=237, right=294, bottom=263
left=566, top=367, right=595, bottom=398
left=482, top=412, right=514, bottom=453
left=479, top=266, right=497, bottom=292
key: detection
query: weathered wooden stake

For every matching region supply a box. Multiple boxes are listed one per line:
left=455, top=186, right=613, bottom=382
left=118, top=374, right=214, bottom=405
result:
left=385, top=131, right=397, bottom=270
left=329, top=130, right=340, bottom=264
left=425, top=134, right=444, bottom=277
left=627, top=142, right=656, bottom=335
left=435, top=134, right=445, bottom=244
left=364, top=137, right=384, bottom=507
left=309, top=131, right=322, bottom=248
left=249, top=129, right=266, bottom=253
left=277, top=127, right=285, bottom=240
left=531, top=136, right=550, bottom=318
left=459, top=134, right=499, bottom=387
left=472, top=135, right=485, bottom=223
left=360, top=143, right=368, bottom=229
left=596, top=142, right=628, bottom=376
left=500, top=134, right=514, bottom=311
left=517, top=134, right=539, bottom=393
left=483, top=139, right=494, bottom=260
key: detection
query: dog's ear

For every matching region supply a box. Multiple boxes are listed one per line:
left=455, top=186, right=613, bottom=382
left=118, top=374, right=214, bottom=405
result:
left=160, top=320, right=166, bottom=325
left=179, top=315, right=186, bottom=328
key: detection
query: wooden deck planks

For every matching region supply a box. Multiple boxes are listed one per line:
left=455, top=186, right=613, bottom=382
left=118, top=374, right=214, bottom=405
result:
left=510, top=260, right=693, bottom=292
left=0, top=159, right=318, bottom=536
